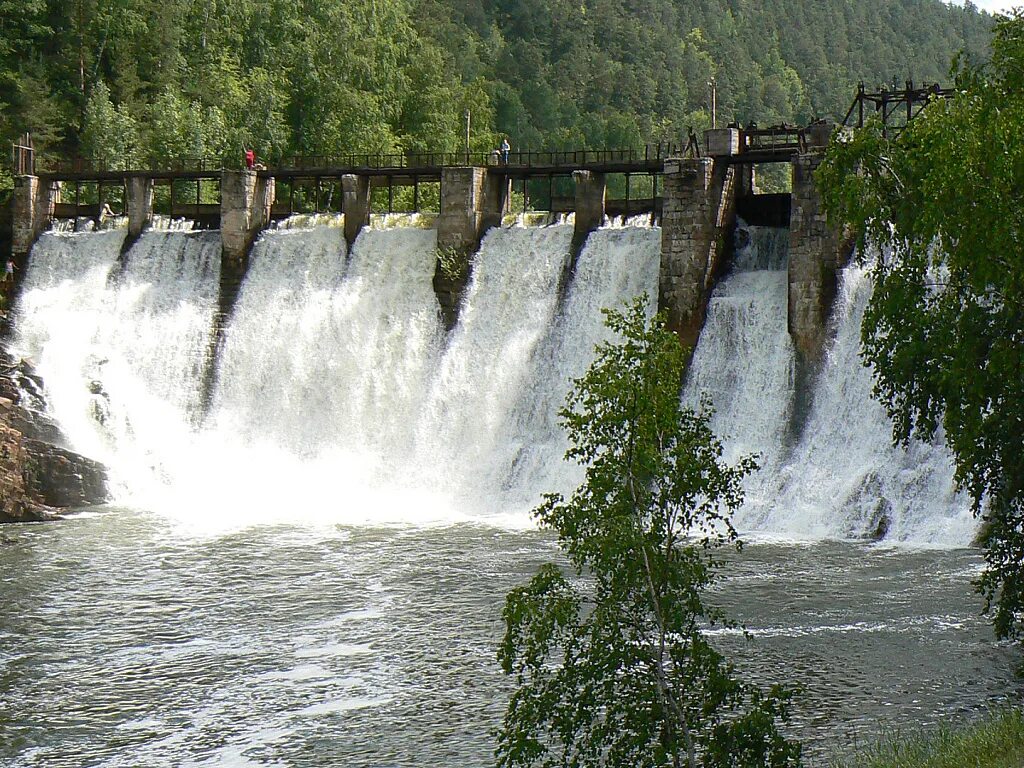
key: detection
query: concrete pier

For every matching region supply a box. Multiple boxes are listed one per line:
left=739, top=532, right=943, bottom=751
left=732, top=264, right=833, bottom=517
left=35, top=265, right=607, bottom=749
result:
left=341, top=174, right=370, bottom=248
left=788, top=150, right=851, bottom=362
left=219, top=170, right=275, bottom=321
left=125, top=176, right=154, bottom=242
left=658, top=157, right=737, bottom=350
left=221, top=170, right=274, bottom=270
left=434, top=167, right=507, bottom=330
left=571, top=170, right=606, bottom=254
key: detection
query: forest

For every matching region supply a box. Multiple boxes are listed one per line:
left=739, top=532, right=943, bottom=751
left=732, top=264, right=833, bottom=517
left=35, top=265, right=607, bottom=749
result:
left=0, top=0, right=995, bottom=182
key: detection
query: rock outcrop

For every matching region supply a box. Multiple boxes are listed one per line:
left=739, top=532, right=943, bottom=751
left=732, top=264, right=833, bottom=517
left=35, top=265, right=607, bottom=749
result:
left=0, top=347, right=109, bottom=523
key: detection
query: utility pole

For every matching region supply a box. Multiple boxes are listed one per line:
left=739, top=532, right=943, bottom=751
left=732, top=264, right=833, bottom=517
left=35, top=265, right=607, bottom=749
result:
left=465, top=109, right=471, bottom=164
left=709, top=78, right=717, bottom=129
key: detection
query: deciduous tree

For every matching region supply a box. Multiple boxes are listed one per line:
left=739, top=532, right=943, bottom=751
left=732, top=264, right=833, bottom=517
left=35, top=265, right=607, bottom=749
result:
left=817, top=12, right=1024, bottom=642
left=497, top=298, right=801, bottom=768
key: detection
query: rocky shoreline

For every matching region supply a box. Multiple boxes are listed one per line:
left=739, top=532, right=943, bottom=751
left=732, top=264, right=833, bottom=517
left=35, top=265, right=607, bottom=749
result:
left=0, top=344, right=109, bottom=523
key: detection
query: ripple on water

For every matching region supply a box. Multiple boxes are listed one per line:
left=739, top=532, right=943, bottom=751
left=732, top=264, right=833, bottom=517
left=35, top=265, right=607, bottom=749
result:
left=0, top=516, right=1020, bottom=767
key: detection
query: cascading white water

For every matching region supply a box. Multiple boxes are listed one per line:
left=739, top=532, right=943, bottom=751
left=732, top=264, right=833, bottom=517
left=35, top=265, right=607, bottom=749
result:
left=13, top=228, right=221, bottom=498
left=683, top=223, right=973, bottom=544
left=739, top=260, right=974, bottom=544
left=154, top=220, right=449, bottom=526
left=11, top=215, right=974, bottom=543
left=683, top=224, right=796, bottom=470
left=409, top=224, right=573, bottom=509
left=497, top=225, right=662, bottom=508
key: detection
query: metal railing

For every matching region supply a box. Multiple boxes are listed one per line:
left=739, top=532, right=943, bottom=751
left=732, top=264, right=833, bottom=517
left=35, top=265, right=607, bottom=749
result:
left=44, top=156, right=217, bottom=174
left=12, top=134, right=34, bottom=175
left=842, top=80, right=953, bottom=133
left=278, top=145, right=680, bottom=170
left=740, top=127, right=803, bottom=154
left=31, top=143, right=683, bottom=177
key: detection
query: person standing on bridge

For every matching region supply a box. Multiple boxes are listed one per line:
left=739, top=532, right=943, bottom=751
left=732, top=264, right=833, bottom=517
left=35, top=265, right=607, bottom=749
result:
left=244, top=148, right=255, bottom=170
left=500, top=136, right=511, bottom=164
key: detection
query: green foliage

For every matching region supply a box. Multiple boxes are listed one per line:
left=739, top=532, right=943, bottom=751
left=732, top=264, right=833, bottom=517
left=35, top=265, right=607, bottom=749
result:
left=435, top=245, right=468, bottom=282
left=497, top=298, right=801, bottom=768
left=0, top=0, right=996, bottom=170
left=817, top=12, right=1024, bottom=642
left=836, top=709, right=1024, bottom=768
left=80, top=81, right=139, bottom=169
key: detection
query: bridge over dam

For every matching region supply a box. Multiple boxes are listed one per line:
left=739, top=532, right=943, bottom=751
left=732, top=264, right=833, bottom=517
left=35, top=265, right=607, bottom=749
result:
left=8, top=120, right=849, bottom=362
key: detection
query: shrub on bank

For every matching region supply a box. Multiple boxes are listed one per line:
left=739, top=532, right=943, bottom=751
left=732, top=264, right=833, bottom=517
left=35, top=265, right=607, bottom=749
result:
left=840, top=710, right=1024, bottom=768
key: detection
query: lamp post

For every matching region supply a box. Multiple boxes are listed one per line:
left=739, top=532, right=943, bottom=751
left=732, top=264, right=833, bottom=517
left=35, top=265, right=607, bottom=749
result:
left=708, top=78, right=717, bottom=129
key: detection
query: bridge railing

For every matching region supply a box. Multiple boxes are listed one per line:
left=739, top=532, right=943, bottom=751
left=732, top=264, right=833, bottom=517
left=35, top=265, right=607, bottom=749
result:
left=44, top=156, right=217, bottom=174
left=740, top=128, right=802, bottom=154
left=34, top=144, right=683, bottom=176
left=268, top=146, right=682, bottom=170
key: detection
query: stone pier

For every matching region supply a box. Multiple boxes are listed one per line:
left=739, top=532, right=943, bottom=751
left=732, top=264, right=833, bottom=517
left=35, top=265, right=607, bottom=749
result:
left=219, top=170, right=275, bottom=320
left=11, top=175, right=59, bottom=261
left=434, top=167, right=507, bottom=330
left=788, top=131, right=851, bottom=362
left=125, top=176, right=154, bottom=242
left=658, top=157, right=737, bottom=351
left=341, top=174, right=370, bottom=248
left=571, top=170, right=606, bottom=258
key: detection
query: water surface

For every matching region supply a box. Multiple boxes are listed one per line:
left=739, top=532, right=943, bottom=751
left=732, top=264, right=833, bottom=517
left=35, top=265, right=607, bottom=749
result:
left=0, top=510, right=1017, bottom=767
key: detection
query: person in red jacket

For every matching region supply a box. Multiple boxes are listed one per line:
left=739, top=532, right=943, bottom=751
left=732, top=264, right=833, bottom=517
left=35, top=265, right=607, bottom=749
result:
left=244, top=148, right=255, bottom=169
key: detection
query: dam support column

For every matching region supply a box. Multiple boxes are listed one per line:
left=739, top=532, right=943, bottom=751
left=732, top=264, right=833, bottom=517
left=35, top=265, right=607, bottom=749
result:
left=342, top=174, right=370, bottom=248
left=658, top=156, right=738, bottom=351
left=203, top=169, right=274, bottom=411
left=570, top=170, right=605, bottom=268
left=220, top=169, right=274, bottom=313
left=736, top=164, right=756, bottom=197
left=788, top=129, right=851, bottom=364
left=435, top=167, right=502, bottom=331
left=5, top=175, right=58, bottom=334
left=218, top=169, right=274, bottom=327
left=125, top=176, right=154, bottom=243
left=11, top=175, right=59, bottom=262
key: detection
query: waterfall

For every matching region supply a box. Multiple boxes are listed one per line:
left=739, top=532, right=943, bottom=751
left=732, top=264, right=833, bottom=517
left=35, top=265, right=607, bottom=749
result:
left=683, top=223, right=973, bottom=545
left=683, top=225, right=796, bottom=470
left=739, top=261, right=974, bottom=544
left=498, top=225, right=662, bottom=508
left=10, top=217, right=975, bottom=543
left=164, top=221, right=448, bottom=526
left=409, top=224, right=572, bottom=509
left=13, top=228, right=220, bottom=497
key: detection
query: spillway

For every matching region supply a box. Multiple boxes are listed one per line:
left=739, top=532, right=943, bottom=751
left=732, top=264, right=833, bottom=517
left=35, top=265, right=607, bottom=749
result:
left=14, top=228, right=220, bottom=498
left=2, top=217, right=994, bottom=768
left=10, top=217, right=974, bottom=543
left=683, top=222, right=972, bottom=544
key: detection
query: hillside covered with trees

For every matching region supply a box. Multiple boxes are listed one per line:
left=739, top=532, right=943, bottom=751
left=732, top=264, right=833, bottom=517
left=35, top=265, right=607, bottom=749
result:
left=0, top=0, right=994, bottom=177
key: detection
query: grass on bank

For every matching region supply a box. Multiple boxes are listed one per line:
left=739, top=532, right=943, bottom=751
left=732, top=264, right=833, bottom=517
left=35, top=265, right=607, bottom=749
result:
left=839, top=709, right=1024, bottom=768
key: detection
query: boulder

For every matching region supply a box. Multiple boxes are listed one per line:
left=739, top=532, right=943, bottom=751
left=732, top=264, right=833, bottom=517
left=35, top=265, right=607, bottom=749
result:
left=0, top=347, right=110, bottom=522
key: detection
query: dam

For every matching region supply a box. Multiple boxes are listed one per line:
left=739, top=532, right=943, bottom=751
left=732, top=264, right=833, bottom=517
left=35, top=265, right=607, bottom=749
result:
left=10, top=123, right=844, bottom=359
left=0, top=112, right=1002, bottom=768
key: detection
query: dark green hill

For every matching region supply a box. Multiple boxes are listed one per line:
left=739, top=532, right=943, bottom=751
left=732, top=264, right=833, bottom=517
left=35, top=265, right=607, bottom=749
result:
left=418, top=0, right=993, bottom=148
left=0, top=0, right=994, bottom=176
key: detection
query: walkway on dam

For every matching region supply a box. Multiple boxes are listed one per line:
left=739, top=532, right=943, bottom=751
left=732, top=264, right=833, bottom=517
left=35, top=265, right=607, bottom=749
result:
left=22, top=127, right=813, bottom=185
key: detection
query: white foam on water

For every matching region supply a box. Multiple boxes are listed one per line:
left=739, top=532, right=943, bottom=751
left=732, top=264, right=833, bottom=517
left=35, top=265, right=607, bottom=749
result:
left=741, top=261, right=974, bottom=544
left=498, top=224, right=662, bottom=510
left=11, top=217, right=975, bottom=544
left=12, top=228, right=220, bottom=498
left=407, top=224, right=573, bottom=511
left=684, top=225, right=974, bottom=545
left=683, top=225, right=796, bottom=471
